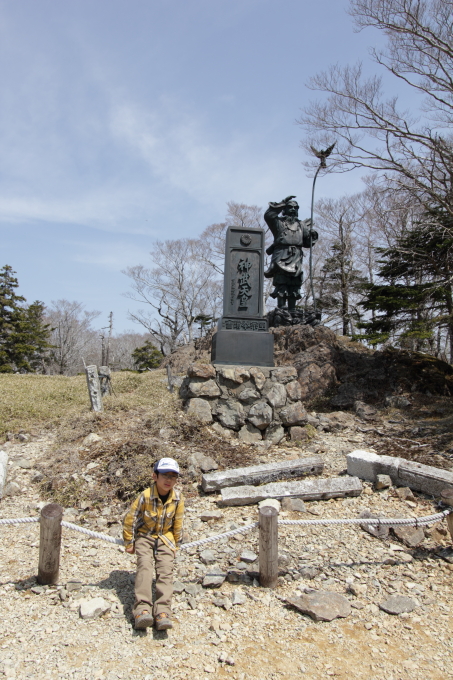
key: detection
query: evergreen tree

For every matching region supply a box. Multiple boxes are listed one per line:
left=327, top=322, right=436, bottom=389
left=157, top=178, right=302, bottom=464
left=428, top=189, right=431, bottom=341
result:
left=0, top=265, right=52, bottom=372
left=131, top=340, right=163, bottom=371
left=358, top=210, right=453, bottom=357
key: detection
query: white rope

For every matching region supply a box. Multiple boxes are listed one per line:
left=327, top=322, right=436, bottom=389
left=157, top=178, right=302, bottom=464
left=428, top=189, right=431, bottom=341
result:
left=1, top=509, right=451, bottom=549
left=278, top=509, right=450, bottom=528
left=61, top=521, right=124, bottom=545
left=181, top=522, right=259, bottom=550
left=61, top=520, right=260, bottom=549
left=0, top=517, right=39, bottom=526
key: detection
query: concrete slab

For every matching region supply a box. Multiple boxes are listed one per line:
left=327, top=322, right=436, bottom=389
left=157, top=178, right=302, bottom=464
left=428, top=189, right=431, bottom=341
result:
left=347, top=449, right=453, bottom=497
left=201, top=456, right=324, bottom=492
left=218, top=476, right=362, bottom=506
left=398, top=459, right=453, bottom=496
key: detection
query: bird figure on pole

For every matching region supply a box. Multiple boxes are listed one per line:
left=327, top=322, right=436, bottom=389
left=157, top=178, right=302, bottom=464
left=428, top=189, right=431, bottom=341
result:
left=310, top=142, right=336, bottom=168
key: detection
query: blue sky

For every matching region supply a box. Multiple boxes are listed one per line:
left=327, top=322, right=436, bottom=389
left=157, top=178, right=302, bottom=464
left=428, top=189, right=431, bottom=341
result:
left=1, top=0, right=395, bottom=332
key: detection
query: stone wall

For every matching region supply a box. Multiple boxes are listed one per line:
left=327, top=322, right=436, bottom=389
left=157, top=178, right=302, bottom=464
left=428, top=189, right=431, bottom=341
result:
left=179, top=363, right=318, bottom=444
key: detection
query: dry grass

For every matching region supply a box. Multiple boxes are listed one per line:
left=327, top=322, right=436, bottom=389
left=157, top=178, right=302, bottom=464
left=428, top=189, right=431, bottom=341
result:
left=0, top=370, right=173, bottom=442
left=0, top=369, right=259, bottom=508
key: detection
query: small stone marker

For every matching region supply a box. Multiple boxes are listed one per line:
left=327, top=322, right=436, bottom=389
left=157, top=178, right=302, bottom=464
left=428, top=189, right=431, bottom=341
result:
left=287, top=590, right=351, bottom=622
left=85, top=365, right=103, bottom=412
left=0, top=451, right=9, bottom=499
left=219, top=476, right=362, bottom=507
left=379, top=595, right=416, bottom=615
left=201, top=457, right=324, bottom=492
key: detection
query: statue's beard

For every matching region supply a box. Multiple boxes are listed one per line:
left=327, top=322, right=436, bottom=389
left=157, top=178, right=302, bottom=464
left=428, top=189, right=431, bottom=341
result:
left=284, top=215, right=298, bottom=224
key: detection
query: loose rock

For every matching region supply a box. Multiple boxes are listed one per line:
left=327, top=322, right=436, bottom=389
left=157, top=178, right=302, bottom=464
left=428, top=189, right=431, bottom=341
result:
left=79, top=597, right=110, bottom=620
left=379, top=595, right=416, bottom=615
left=287, top=590, right=351, bottom=622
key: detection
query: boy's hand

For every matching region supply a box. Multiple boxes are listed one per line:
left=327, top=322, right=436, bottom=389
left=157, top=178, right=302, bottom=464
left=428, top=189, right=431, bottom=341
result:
left=125, top=545, right=135, bottom=554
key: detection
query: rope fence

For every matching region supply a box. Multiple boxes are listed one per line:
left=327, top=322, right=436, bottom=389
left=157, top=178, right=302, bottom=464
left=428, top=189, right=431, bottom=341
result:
left=1, top=505, right=452, bottom=587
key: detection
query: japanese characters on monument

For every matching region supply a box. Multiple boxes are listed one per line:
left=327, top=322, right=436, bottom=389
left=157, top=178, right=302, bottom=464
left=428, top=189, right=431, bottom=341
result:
left=211, top=225, right=274, bottom=366
left=220, top=227, right=267, bottom=331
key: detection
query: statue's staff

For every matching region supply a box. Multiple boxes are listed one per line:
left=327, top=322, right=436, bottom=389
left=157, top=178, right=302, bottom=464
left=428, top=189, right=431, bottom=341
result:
left=308, top=142, right=336, bottom=314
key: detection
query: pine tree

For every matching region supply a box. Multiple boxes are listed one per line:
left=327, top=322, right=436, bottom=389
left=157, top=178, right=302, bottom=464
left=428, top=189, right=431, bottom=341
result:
left=131, top=340, right=163, bottom=371
left=358, top=210, right=453, bottom=357
left=0, top=265, right=52, bottom=372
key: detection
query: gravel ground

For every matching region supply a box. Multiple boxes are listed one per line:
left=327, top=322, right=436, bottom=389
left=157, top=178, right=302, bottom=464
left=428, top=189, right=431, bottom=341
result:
left=1, top=431, right=453, bottom=680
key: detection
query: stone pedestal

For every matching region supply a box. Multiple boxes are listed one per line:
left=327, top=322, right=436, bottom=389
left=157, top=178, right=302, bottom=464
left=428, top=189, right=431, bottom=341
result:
left=211, top=330, right=274, bottom=367
left=181, top=363, right=313, bottom=443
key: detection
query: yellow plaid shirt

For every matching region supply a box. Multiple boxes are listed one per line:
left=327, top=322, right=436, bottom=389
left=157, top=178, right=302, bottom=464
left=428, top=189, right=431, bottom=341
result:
left=122, top=482, right=184, bottom=551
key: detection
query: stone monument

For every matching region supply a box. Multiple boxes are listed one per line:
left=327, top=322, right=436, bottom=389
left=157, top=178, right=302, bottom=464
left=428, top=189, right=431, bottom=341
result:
left=211, top=226, right=274, bottom=366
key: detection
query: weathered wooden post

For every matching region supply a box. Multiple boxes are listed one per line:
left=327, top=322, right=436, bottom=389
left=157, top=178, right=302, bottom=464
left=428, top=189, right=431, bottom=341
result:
left=441, top=488, right=453, bottom=541
left=259, top=505, right=278, bottom=588
left=85, top=365, right=103, bottom=412
left=38, top=503, right=63, bottom=585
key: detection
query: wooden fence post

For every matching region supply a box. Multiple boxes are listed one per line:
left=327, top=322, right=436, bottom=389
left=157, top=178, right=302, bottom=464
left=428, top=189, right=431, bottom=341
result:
left=259, top=505, right=278, bottom=588
left=85, top=365, right=103, bottom=412
left=38, top=503, right=63, bottom=585
left=441, top=488, right=453, bottom=542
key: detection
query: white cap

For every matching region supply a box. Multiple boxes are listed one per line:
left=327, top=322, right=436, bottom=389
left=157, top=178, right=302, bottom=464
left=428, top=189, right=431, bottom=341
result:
left=154, top=457, right=180, bottom=475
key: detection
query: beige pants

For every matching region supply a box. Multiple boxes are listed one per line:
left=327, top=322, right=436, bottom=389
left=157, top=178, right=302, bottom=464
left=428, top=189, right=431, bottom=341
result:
left=133, top=535, right=175, bottom=618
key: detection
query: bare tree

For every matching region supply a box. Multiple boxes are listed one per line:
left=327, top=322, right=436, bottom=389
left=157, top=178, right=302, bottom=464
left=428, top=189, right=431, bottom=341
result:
left=45, top=300, right=100, bottom=375
left=200, top=201, right=267, bottom=275
left=200, top=201, right=280, bottom=306
left=124, top=238, right=221, bottom=353
left=108, top=332, right=153, bottom=370
left=299, top=0, right=453, bottom=217
left=313, top=194, right=371, bottom=334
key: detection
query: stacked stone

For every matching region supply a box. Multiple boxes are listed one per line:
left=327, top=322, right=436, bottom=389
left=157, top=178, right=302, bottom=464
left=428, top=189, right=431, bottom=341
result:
left=179, top=364, right=317, bottom=443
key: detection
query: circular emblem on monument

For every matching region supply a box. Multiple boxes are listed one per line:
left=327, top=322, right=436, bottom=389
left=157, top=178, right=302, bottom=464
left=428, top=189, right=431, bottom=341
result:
left=240, top=233, right=252, bottom=246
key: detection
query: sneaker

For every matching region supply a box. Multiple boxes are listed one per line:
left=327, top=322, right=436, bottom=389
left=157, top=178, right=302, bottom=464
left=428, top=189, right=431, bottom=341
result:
left=155, top=613, right=173, bottom=630
left=134, top=610, right=154, bottom=629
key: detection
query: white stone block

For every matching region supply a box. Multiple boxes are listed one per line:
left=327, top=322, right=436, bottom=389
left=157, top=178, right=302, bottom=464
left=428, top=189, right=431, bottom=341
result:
left=346, top=450, right=400, bottom=482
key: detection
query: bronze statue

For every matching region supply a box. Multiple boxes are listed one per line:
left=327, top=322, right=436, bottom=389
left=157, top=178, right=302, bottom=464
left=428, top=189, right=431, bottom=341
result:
left=264, top=195, right=318, bottom=313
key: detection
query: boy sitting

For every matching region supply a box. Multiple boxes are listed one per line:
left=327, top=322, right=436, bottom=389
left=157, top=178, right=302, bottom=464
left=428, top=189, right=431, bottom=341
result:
left=123, top=457, right=184, bottom=630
